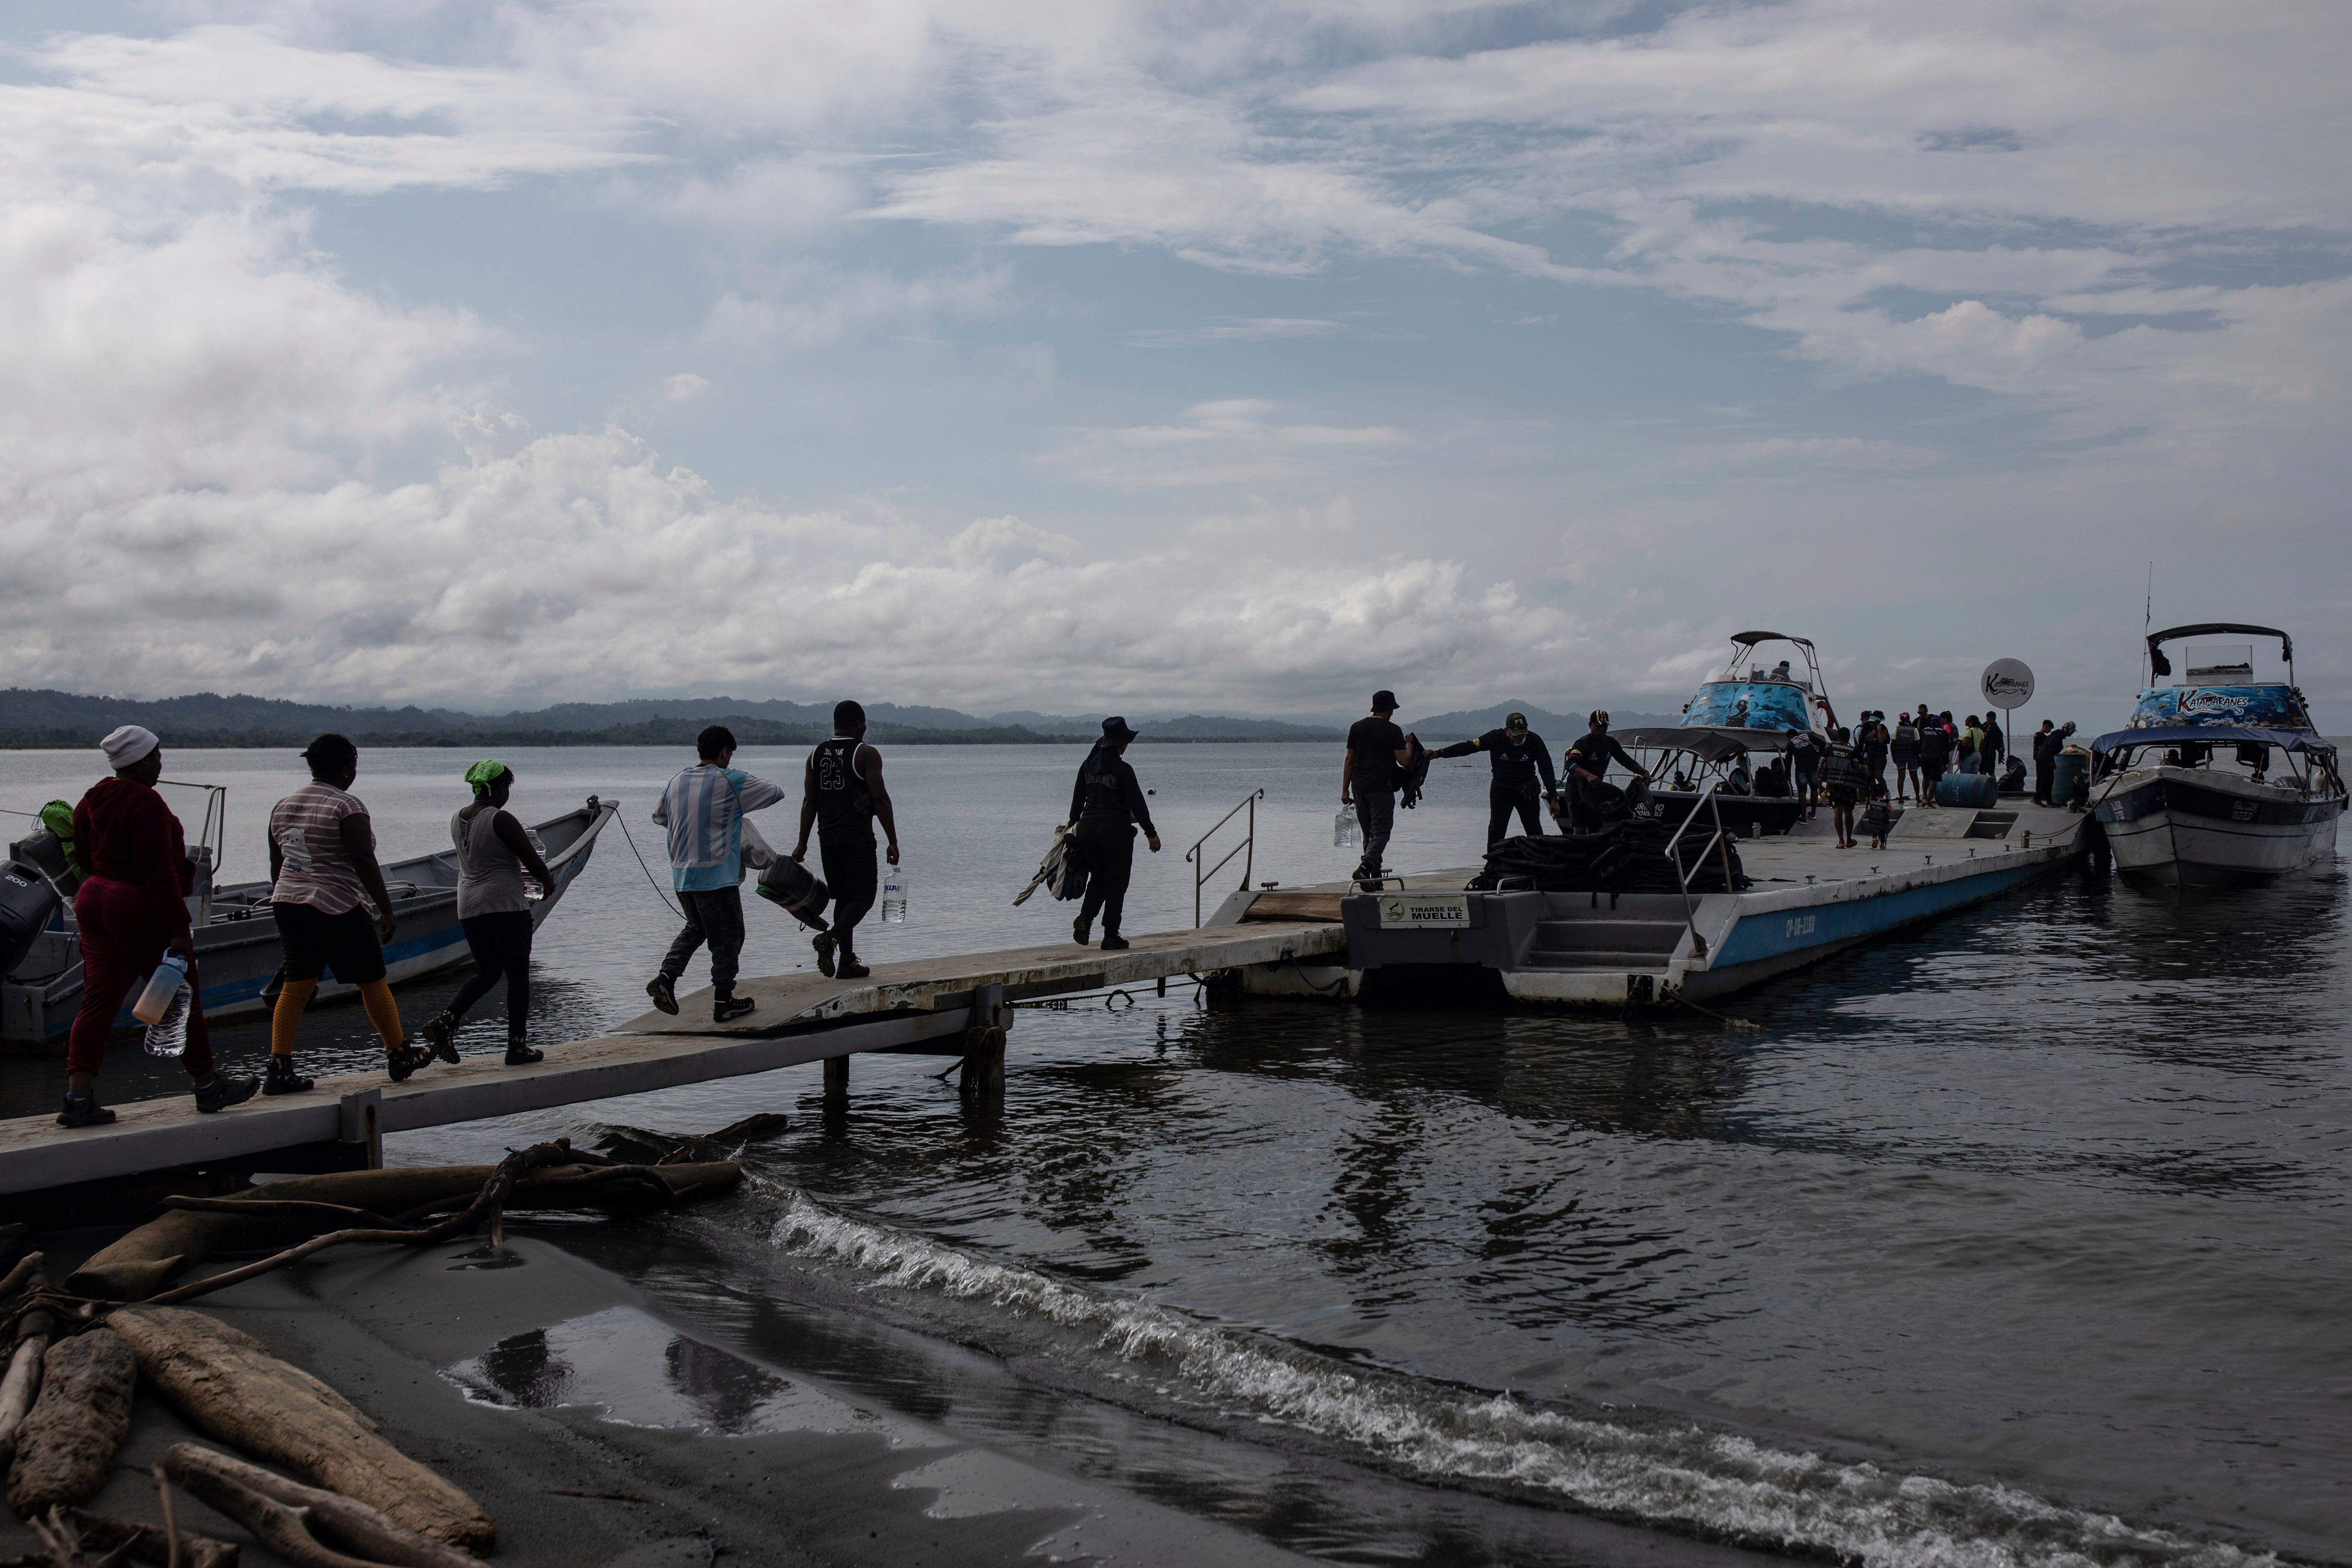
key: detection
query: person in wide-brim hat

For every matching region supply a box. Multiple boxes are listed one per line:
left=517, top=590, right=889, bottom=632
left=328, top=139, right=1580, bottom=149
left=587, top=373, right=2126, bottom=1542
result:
left=1069, top=717, right=1160, bottom=950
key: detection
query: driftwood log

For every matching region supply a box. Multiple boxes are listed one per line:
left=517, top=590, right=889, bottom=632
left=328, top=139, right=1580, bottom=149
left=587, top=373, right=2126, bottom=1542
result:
left=164, top=1444, right=476, bottom=1568
left=1, top=1503, right=237, bottom=1568
left=5, top=1332, right=136, bottom=1517
left=106, top=1309, right=492, bottom=1555
left=0, top=1310, right=55, bottom=1474
left=68, top=1157, right=743, bottom=1301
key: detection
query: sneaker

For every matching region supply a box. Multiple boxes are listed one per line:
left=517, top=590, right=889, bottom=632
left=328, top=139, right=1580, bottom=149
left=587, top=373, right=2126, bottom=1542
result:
left=263, top=1056, right=315, bottom=1096
left=713, top=995, right=756, bottom=1024
left=812, top=932, right=837, bottom=978
left=193, top=1075, right=260, bottom=1114
left=505, top=1042, right=544, bottom=1066
left=1100, top=933, right=1131, bottom=951
left=56, top=1094, right=115, bottom=1129
left=386, top=1043, right=436, bottom=1083
left=422, top=1011, right=460, bottom=1064
left=836, top=960, right=870, bottom=980
left=1073, top=917, right=1091, bottom=946
left=646, top=976, right=680, bottom=1016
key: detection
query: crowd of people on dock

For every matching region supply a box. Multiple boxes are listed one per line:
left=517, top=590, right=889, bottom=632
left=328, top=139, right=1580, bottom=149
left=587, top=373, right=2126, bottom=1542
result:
left=47, top=686, right=2083, bottom=1127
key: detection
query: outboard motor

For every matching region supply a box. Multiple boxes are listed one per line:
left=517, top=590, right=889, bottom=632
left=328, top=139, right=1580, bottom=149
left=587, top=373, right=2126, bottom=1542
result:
left=0, top=857, right=61, bottom=980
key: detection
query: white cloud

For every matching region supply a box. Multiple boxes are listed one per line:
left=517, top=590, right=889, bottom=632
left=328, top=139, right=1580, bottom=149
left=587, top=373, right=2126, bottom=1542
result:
left=662, top=373, right=711, bottom=401
left=1125, top=317, right=1346, bottom=347
left=1052, top=399, right=1409, bottom=489
left=0, top=425, right=1567, bottom=712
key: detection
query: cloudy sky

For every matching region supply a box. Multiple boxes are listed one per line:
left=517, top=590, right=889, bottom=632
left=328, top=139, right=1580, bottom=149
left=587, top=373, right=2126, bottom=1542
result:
left=1, top=1, right=2344, bottom=721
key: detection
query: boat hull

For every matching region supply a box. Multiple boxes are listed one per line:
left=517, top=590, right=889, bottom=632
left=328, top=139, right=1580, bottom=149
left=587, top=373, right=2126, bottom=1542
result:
left=2092, top=767, right=2344, bottom=885
left=2, top=797, right=616, bottom=1045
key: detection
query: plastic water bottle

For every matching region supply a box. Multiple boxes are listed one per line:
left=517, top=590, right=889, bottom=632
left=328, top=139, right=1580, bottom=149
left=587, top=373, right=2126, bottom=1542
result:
left=1333, top=808, right=1359, bottom=849
left=880, top=863, right=909, bottom=923
left=137, top=955, right=191, bottom=1057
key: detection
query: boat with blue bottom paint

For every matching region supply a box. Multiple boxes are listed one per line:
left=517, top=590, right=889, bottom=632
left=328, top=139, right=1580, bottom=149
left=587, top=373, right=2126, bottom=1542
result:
left=2087, top=624, right=2344, bottom=886
left=1, top=795, right=616, bottom=1043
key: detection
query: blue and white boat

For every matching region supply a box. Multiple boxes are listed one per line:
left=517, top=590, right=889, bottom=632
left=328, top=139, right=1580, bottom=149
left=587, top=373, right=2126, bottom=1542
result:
left=2, top=795, right=616, bottom=1043
left=2088, top=624, right=2345, bottom=886
left=1612, top=630, right=1838, bottom=837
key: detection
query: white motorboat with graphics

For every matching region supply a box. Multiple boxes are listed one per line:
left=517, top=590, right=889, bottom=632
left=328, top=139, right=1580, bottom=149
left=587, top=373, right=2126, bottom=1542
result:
left=2087, top=623, right=2344, bottom=886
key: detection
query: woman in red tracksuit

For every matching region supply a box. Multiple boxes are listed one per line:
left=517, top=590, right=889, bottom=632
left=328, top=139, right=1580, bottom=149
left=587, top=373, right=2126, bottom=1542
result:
left=59, top=726, right=258, bottom=1127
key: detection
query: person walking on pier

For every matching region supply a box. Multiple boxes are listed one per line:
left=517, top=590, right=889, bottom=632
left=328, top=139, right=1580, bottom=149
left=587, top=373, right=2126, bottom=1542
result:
left=56, top=727, right=259, bottom=1127
left=793, top=702, right=900, bottom=980
left=1431, top=712, right=1560, bottom=847
left=1980, top=712, right=2005, bottom=780
left=1860, top=711, right=1891, bottom=796
left=1342, top=691, right=1416, bottom=884
left=422, top=760, right=557, bottom=1065
left=1564, top=711, right=1650, bottom=834
left=647, top=726, right=784, bottom=1023
left=268, top=734, right=428, bottom=1085
left=1069, top=718, right=1162, bottom=950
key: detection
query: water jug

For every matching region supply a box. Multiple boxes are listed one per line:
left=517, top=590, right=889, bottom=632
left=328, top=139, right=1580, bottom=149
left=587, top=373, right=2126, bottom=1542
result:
left=880, top=863, right=910, bottom=923
left=138, top=955, right=191, bottom=1057
left=133, top=954, right=187, bottom=1024
left=1333, top=808, right=1359, bottom=849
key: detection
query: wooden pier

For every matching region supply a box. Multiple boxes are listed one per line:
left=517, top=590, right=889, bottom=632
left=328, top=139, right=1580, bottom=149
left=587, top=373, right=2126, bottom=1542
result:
left=0, top=917, right=1348, bottom=1200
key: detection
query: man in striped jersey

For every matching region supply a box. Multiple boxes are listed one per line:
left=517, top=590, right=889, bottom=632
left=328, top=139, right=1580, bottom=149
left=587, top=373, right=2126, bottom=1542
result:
left=646, top=725, right=785, bottom=1023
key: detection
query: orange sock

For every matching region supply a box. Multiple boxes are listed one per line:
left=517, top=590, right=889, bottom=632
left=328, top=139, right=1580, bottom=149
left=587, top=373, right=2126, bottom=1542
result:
left=271, top=980, right=317, bottom=1056
left=360, top=978, right=405, bottom=1053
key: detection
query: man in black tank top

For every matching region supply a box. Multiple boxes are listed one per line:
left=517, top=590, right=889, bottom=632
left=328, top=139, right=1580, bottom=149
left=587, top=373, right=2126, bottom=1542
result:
left=792, top=700, right=900, bottom=979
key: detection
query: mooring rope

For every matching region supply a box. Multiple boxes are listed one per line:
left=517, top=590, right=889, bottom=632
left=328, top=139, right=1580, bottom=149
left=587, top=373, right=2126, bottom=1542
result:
left=613, top=808, right=685, bottom=920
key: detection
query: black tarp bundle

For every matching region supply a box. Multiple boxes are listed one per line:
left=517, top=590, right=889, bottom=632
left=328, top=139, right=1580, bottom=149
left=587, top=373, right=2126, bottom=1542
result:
left=1471, top=819, right=1751, bottom=895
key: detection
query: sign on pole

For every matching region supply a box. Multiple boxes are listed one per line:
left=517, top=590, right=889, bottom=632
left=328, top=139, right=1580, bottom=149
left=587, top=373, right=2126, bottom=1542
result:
left=1980, top=659, right=2034, bottom=710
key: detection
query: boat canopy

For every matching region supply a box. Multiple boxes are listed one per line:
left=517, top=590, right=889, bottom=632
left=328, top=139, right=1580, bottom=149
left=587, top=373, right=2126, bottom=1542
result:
left=1728, top=631, right=1815, bottom=649
left=1615, top=726, right=1797, bottom=760
left=2147, top=623, right=2292, bottom=678
left=2090, top=724, right=2335, bottom=757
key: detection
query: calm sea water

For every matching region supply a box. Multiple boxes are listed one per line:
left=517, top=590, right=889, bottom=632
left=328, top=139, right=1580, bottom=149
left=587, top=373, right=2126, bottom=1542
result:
left=5, top=743, right=2347, bottom=1565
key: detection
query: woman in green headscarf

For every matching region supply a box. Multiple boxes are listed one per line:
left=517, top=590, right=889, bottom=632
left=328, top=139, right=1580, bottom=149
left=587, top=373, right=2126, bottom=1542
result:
left=421, top=760, right=557, bottom=1065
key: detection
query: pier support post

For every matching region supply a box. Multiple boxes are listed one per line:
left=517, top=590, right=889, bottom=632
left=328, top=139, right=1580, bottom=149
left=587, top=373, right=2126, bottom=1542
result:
left=961, top=983, right=1006, bottom=1103
left=823, top=1054, right=849, bottom=1106
left=337, top=1089, right=384, bottom=1171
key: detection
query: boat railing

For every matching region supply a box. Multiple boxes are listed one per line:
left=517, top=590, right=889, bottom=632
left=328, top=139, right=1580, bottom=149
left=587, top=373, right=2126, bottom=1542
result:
left=1662, top=778, right=1736, bottom=961
left=157, top=780, right=226, bottom=924
left=1185, top=789, right=1264, bottom=928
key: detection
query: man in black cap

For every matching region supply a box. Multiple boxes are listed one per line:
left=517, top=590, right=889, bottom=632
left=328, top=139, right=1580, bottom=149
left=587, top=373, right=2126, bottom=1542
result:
left=1563, top=710, right=1649, bottom=835
left=1432, top=711, right=1560, bottom=847
left=1342, top=690, right=1417, bottom=883
left=1068, top=717, right=1161, bottom=950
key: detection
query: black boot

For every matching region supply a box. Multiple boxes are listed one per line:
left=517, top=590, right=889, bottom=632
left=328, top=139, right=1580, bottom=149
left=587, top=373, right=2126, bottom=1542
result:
left=56, top=1094, right=115, bottom=1129
left=263, top=1055, right=316, bottom=1095
left=422, top=1010, right=461, bottom=1064
left=386, top=1042, right=436, bottom=1082
left=193, top=1074, right=260, bottom=1114
left=1073, top=915, right=1092, bottom=946
left=645, top=975, right=679, bottom=1015
left=1100, top=930, right=1130, bottom=951
left=505, top=1040, right=544, bottom=1065
left=812, top=932, right=837, bottom=978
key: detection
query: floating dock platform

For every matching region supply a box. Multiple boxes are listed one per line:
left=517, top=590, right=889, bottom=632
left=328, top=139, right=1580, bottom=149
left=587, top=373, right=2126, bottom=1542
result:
left=0, top=798, right=2086, bottom=1201
left=1232, top=798, right=2090, bottom=1005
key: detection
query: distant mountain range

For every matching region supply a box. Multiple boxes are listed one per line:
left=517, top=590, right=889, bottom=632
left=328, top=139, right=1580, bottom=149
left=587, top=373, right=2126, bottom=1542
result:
left=0, top=689, right=1350, bottom=749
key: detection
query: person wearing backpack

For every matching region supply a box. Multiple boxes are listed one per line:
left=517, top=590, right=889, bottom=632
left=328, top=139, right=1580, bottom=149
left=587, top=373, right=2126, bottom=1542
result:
left=646, top=725, right=786, bottom=1022
left=792, top=701, right=901, bottom=980
left=1916, top=714, right=1952, bottom=806
left=1891, top=713, right=1921, bottom=803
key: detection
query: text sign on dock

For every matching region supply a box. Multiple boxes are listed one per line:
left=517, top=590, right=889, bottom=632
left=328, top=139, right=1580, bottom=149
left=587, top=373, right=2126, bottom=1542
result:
left=1378, top=893, right=1470, bottom=927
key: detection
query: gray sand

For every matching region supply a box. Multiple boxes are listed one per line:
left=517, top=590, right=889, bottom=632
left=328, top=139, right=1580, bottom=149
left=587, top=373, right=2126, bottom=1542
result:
left=0, top=1235, right=1312, bottom=1567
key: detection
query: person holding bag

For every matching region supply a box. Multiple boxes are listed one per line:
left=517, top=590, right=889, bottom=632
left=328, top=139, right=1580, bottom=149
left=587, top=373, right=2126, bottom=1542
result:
left=646, top=725, right=785, bottom=1023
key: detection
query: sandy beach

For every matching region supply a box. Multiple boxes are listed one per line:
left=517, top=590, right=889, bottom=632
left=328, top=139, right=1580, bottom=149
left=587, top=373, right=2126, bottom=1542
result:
left=1, top=1230, right=1324, bottom=1568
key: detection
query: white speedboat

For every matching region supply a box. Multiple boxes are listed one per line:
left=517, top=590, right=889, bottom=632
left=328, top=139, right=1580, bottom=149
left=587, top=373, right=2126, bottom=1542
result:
left=2088, top=624, right=2345, bottom=886
left=1612, top=630, right=1838, bottom=837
